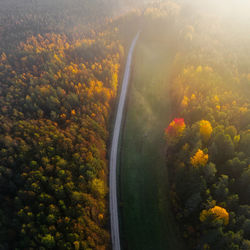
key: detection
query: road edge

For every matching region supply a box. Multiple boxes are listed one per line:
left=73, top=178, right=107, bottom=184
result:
left=109, top=32, right=140, bottom=250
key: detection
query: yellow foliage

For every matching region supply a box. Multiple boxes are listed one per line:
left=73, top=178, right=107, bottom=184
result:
left=216, top=105, right=221, bottom=110
left=71, top=109, right=76, bottom=115
left=200, top=208, right=209, bottom=221
left=190, top=149, right=208, bottom=167
left=36, top=48, right=41, bottom=54
left=53, top=54, right=61, bottom=62
left=200, top=206, right=229, bottom=225
left=234, top=135, right=240, bottom=144
left=213, top=95, right=220, bottom=103
left=181, top=96, right=189, bottom=108
left=112, top=72, right=118, bottom=90
left=191, top=94, right=196, bottom=101
left=204, top=66, right=213, bottom=73
left=65, top=217, right=70, bottom=223
left=239, top=107, right=248, bottom=113
left=73, top=241, right=80, bottom=250
left=60, top=113, right=66, bottom=119
left=210, top=206, right=229, bottom=225
left=25, top=95, right=31, bottom=101
left=200, top=120, right=213, bottom=143
left=98, top=213, right=104, bottom=220
left=196, top=65, right=203, bottom=73
left=91, top=178, right=106, bottom=198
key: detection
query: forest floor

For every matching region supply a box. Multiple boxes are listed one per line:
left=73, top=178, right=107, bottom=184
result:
left=118, top=35, right=185, bottom=250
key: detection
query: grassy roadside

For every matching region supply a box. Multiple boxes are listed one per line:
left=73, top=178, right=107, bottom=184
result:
left=119, top=35, right=185, bottom=250
left=106, top=32, right=138, bottom=249
left=107, top=31, right=138, bottom=151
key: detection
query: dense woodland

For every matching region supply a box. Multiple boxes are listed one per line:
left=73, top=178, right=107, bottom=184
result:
left=0, top=0, right=171, bottom=249
left=1, top=0, right=250, bottom=249
left=164, top=2, right=250, bottom=249
left=0, top=0, right=126, bottom=249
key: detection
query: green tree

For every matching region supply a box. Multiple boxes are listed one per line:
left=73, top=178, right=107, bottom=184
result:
left=41, top=234, right=55, bottom=248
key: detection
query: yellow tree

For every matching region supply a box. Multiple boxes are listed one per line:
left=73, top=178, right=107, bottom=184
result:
left=200, top=120, right=213, bottom=143
left=190, top=149, right=208, bottom=167
left=181, top=96, right=189, bottom=108
left=200, top=205, right=229, bottom=225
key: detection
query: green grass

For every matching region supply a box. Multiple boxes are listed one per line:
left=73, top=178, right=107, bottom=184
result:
left=119, top=36, right=185, bottom=250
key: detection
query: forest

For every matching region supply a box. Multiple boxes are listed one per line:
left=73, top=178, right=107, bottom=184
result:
left=164, top=2, right=250, bottom=249
left=1, top=0, right=250, bottom=249
left=0, top=0, right=124, bottom=249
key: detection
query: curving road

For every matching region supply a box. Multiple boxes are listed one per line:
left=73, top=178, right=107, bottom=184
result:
left=109, top=32, right=140, bottom=250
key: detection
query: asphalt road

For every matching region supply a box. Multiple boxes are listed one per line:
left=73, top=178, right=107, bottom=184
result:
left=109, top=32, right=140, bottom=250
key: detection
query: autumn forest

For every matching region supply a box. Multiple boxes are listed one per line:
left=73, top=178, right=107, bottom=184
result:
left=1, top=0, right=250, bottom=249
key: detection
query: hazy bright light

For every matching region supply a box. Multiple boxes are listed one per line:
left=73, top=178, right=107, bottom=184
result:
left=186, top=0, right=250, bottom=19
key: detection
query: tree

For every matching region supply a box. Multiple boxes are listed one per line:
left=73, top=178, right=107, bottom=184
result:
left=210, top=133, right=234, bottom=164
left=200, top=206, right=229, bottom=225
left=212, top=175, right=229, bottom=202
left=202, top=162, right=217, bottom=183
left=190, top=149, right=208, bottom=167
left=243, top=219, right=250, bottom=238
left=41, top=234, right=55, bottom=248
left=165, top=118, right=186, bottom=138
left=200, top=120, right=213, bottom=143
left=239, top=168, right=250, bottom=202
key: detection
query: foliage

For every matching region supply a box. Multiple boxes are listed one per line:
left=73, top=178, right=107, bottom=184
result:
left=200, top=120, right=213, bottom=143
left=165, top=118, right=186, bottom=138
left=0, top=1, right=124, bottom=249
left=200, top=206, right=229, bottom=225
left=190, top=149, right=208, bottom=167
left=164, top=1, right=250, bottom=249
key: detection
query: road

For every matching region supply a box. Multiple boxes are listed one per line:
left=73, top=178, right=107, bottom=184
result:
left=109, top=32, right=140, bottom=250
